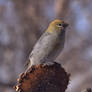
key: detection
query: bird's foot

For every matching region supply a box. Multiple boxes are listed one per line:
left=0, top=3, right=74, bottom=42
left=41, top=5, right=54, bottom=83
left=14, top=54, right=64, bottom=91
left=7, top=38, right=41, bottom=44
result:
left=41, top=57, right=55, bottom=67
left=42, top=62, right=54, bottom=67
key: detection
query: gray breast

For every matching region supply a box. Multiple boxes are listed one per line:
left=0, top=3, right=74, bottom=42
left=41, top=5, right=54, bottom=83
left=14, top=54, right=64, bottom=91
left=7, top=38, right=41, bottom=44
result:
left=29, top=32, right=59, bottom=65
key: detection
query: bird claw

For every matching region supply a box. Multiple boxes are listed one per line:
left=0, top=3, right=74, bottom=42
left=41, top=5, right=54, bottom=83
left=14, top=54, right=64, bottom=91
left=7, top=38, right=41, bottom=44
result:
left=42, top=62, right=54, bottom=66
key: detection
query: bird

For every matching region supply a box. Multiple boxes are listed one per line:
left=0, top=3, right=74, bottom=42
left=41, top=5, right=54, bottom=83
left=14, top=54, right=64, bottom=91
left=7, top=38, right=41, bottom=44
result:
left=26, top=19, right=68, bottom=70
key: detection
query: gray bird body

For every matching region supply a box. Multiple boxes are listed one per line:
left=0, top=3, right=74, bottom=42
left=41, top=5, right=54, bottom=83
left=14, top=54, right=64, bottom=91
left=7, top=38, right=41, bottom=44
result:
left=26, top=19, right=68, bottom=70
left=28, top=32, right=60, bottom=68
left=26, top=30, right=66, bottom=71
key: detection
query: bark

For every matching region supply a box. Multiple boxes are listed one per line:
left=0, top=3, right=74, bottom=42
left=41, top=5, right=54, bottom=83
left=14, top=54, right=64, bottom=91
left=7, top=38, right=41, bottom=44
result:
left=14, top=62, right=69, bottom=92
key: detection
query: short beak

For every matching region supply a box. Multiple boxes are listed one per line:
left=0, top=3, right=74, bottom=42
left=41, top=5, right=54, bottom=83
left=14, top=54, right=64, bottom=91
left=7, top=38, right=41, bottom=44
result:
left=62, top=22, right=69, bottom=28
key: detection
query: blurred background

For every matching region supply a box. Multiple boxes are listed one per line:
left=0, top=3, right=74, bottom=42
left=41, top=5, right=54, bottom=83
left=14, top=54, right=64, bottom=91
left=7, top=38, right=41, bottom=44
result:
left=0, top=0, right=92, bottom=92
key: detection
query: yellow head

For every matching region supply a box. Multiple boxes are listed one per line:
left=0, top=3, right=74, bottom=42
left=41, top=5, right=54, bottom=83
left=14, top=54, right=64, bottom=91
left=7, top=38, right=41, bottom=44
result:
left=46, top=19, right=68, bottom=34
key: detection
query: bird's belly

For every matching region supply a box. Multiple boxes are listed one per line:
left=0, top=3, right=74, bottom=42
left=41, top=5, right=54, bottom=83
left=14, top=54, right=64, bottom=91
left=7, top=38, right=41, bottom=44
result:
left=30, top=34, right=58, bottom=65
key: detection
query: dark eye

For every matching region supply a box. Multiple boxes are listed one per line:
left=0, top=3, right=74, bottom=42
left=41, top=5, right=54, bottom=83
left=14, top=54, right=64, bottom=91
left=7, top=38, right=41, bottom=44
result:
left=56, top=24, right=62, bottom=27
left=58, top=24, right=62, bottom=26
